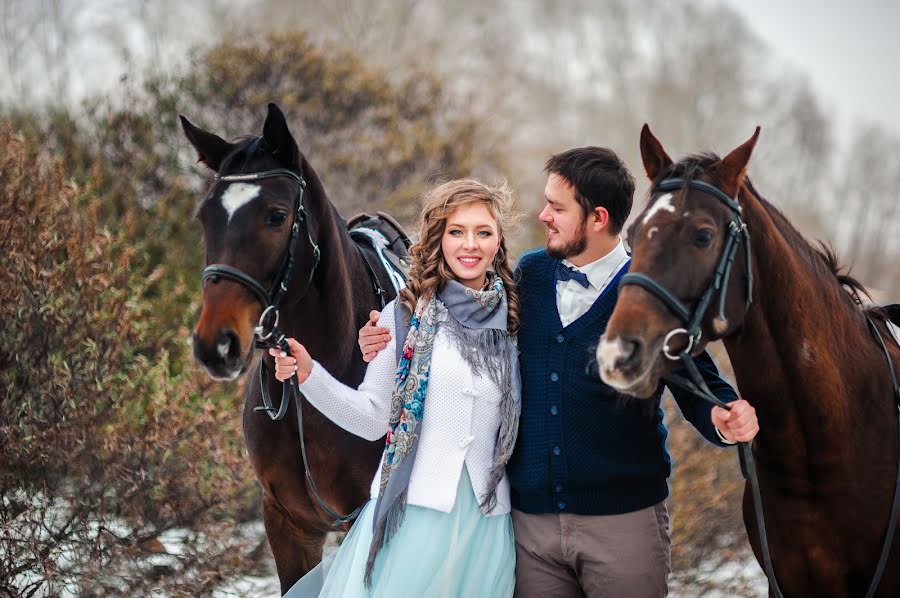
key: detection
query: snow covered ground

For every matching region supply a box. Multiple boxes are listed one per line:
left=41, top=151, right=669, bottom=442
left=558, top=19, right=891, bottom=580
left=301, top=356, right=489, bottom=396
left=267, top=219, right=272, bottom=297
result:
left=5, top=495, right=765, bottom=598
left=222, top=529, right=768, bottom=597
left=214, top=531, right=343, bottom=598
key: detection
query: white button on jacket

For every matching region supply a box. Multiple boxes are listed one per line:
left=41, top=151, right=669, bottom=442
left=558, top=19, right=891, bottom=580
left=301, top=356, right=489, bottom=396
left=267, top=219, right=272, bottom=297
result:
left=298, top=299, right=515, bottom=516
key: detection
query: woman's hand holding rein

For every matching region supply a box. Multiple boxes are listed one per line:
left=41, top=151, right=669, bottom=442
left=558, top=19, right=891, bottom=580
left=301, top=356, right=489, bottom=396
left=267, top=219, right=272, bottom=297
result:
left=269, top=338, right=313, bottom=383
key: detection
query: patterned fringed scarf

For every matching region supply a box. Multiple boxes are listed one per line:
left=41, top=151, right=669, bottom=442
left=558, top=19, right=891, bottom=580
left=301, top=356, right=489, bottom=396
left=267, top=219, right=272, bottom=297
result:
left=364, top=274, right=520, bottom=586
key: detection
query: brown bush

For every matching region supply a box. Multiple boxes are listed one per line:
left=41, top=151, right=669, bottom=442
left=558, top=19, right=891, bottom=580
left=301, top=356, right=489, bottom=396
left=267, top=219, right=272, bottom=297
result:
left=0, top=124, right=258, bottom=596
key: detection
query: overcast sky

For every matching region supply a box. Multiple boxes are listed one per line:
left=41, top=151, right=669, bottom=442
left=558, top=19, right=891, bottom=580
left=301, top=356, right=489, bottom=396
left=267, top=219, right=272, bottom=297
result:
left=720, top=0, right=900, bottom=139
left=3, top=0, right=898, bottom=145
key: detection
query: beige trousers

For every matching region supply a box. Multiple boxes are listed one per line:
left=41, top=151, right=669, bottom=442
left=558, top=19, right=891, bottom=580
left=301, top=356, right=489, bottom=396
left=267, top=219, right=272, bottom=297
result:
left=511, top=502, right=672, bottom=598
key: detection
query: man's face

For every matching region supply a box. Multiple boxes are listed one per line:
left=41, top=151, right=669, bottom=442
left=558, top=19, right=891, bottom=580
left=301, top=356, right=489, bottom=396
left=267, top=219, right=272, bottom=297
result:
left=539, top=173, right=589, bottom=259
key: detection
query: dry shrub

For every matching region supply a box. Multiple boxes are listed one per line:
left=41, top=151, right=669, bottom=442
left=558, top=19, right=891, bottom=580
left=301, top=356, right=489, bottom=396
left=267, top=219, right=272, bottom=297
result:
left=0, top=124, right=257, bottom=597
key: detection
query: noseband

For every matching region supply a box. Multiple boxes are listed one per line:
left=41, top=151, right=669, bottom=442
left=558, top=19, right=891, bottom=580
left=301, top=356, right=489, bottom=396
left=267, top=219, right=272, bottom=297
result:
left=619, top=177, right=753, bottom=358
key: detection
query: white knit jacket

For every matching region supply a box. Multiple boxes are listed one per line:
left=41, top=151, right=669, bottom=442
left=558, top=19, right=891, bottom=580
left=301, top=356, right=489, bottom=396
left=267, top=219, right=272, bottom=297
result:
left=298, top=299, right=513, bottom=516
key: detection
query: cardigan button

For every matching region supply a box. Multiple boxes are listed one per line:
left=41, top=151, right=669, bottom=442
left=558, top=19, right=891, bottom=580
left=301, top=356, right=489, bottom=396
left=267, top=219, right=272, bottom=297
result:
left=550, top=405, right=559, bottom=416
left=550, top=372, right=559, bottom=382
left=552, top=446, right=561, bottom=456
left=459, top=436, right=475, bottom=449
left=556, top=334, right=565, bottom=343
left=554, top=483, right=563, bottom=493
left=557, top=501, right=567, bottom=511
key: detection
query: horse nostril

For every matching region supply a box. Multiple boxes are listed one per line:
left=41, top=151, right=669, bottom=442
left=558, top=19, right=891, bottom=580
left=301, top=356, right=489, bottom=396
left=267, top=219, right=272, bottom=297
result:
left=597, top=336, right=641, bottom=373
left=598, top=334, right=642, bottom=372
left=618, top=337, right=640, bottom=366
left=217, top=330, right=240, bottom=360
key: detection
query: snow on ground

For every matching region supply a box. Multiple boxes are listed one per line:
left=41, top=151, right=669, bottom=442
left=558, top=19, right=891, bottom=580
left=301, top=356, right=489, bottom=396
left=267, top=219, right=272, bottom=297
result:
left=215, top=530, right=343, bottom=597
left=670, top=551, right=769, bottom=597
left=229, top=529, right=768, bottom=597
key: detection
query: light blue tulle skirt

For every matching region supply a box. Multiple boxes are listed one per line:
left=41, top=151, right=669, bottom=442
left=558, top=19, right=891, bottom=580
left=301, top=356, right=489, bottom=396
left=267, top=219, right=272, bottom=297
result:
left=284, top=467, right=515, bottom=597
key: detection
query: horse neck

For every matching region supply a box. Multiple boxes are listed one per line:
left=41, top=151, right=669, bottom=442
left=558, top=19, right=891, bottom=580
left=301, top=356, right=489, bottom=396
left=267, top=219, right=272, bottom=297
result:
left=722, top=187, right=883, bottom=445
left=279, top=161, right=370, bottom=383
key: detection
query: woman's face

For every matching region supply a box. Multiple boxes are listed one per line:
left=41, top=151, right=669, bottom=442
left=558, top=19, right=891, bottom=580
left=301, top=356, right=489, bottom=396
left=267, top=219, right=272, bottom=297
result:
left=441, top=202, right=501, bottom=290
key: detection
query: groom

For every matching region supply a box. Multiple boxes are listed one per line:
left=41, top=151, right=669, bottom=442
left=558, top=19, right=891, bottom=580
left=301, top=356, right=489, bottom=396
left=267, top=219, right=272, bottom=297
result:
left=359, top=147, right=758, bottom=597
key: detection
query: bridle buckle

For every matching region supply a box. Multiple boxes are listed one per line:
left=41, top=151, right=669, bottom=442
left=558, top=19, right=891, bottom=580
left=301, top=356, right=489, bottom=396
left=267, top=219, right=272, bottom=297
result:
left=662, top=327, right=698, bottom=361
left=254, top=305, right=280, bottom=340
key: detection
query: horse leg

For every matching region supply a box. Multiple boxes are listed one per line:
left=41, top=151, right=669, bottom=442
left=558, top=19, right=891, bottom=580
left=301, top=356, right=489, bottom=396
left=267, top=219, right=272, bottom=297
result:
left=262, top=495, right=326, bottom=595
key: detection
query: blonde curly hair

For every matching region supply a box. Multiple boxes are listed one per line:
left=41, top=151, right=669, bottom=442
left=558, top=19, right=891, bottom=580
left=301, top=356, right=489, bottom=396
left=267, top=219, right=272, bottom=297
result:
left=399, top=178, right=521, bottom=335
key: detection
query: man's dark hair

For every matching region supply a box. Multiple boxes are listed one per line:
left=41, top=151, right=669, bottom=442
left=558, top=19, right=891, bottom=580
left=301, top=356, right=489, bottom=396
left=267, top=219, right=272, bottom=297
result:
left=544, top=147, right=635, bottom=234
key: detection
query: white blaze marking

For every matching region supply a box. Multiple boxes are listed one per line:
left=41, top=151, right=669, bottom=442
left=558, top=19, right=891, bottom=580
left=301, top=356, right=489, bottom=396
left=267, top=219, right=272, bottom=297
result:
left=221, top=183, right=261, bottom=222
left=647, top=226, right=658, bottom=239
left=642, top=192, right=676, bottom=225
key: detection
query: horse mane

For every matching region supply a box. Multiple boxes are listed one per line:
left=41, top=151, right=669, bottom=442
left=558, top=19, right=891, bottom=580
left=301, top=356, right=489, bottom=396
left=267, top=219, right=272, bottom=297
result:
left=220, top=135, right=266, bottom=173
left=192, top=136, right=266, bottom=217
left=741, top=178, right=884, bottom=321
left=658, top=154, right=880, bottom=319
left=814, top=241, right=871, bottom=305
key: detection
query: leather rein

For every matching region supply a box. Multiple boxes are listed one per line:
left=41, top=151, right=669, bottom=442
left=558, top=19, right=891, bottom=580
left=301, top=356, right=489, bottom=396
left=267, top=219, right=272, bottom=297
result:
left=619, top=177, right=900, bottom=598
left=201, top=167, right=360, bottom=527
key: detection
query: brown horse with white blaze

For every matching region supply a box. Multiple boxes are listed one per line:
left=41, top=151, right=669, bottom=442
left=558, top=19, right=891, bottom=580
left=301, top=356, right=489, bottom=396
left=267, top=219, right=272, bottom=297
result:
left=598, top=125, right=900, bottom=596
left=180, top=103, right=390, bottom=593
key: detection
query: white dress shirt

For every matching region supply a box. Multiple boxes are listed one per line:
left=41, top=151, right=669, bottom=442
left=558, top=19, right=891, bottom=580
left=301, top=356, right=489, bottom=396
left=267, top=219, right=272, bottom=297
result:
left=297, top=300, right=513, bottom=516
left=556, top=238, right=630, bottom=327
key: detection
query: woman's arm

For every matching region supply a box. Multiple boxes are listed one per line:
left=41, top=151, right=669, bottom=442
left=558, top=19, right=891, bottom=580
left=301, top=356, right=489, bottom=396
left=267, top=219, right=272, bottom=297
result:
left=270, top=302, right=398, bottom=441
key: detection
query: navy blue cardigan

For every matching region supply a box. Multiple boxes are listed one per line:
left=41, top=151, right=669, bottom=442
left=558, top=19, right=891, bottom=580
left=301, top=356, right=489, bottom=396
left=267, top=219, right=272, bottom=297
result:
left=507, top=249, right=737, bottom=516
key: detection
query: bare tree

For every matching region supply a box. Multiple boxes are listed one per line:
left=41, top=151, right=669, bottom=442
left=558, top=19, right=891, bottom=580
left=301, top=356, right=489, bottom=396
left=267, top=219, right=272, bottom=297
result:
left=833, top=126, right=900, bottom=296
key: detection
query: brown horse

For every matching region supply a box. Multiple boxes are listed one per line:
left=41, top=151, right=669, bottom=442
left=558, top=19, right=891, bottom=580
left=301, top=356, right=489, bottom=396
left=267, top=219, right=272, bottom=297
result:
left=180, top=104, right=393, bottom=593
left=598, top=125, right=900, bottom=596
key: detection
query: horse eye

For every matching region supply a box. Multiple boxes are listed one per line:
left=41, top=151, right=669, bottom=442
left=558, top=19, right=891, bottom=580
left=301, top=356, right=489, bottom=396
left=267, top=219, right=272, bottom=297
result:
left=694, top=229, right=715, bottom=247
left=267, top=211, right=288, bottom=226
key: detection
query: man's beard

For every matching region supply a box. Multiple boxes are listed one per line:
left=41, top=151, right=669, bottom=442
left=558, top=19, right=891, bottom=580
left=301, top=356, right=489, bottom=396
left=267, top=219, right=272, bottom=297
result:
left=546, top=220, right=588, bottom=259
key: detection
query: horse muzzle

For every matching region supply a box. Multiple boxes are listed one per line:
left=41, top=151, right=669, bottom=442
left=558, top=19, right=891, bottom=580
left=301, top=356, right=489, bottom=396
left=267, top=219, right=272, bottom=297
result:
left=192, top=281, right=259, bottom=381
left=192, top=328, right=250, bottom=381
left=597, top=332, right=663, bottom=398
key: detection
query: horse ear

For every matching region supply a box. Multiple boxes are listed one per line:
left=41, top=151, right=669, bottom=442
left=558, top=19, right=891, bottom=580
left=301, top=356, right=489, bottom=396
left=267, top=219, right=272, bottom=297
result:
left=639, top=124, right=674, bottom=181
left=262, top=102, right=300, bottom=168
left=179, top=115, right=232, bottom=171
left=714, top=127, right=761, bottom=196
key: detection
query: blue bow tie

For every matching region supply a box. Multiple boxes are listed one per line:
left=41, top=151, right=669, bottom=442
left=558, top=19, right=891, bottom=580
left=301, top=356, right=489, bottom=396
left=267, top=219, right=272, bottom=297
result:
left=556, top=262, right=590, bottom=288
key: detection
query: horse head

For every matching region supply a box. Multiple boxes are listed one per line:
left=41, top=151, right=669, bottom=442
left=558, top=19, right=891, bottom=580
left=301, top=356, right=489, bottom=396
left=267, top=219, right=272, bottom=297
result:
left=598, top=124, right=760, bottom=397
left=180, top=103, right=321, bottom=380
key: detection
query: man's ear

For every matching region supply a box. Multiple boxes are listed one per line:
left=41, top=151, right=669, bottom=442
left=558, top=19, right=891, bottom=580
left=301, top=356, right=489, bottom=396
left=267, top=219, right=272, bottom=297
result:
left=591, top=206, right=610, bottom=231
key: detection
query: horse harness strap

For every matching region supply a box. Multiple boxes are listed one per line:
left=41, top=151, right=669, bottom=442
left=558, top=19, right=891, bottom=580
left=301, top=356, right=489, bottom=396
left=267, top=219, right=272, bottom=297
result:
left=663, top=356, right=783, bottom=598
left=638, top=176, right=900, bottom=597
left=862, top=315, right=900, bottom=598
left=199, top=167, right=356, bottom=527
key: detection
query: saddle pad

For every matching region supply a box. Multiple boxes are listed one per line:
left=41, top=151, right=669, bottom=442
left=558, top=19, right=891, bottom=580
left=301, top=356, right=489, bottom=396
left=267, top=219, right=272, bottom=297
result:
left=888, top=320, right=900, bottom=348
